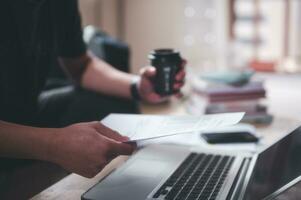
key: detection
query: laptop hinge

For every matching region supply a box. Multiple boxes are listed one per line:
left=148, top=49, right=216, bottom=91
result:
left=226, top=158, right=251, bottom=200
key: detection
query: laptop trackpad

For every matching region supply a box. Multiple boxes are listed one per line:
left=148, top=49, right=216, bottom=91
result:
left=83, top=159, right=169, bottom=200
left=122, top=159, right=167, bottom=177
left=105, top=159, right=169, bottom=187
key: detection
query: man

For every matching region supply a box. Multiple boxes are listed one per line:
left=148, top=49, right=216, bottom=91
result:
left=0, top=0, right=186, bottom=199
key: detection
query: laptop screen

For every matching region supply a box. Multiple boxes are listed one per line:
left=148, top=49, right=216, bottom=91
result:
left=244, top=126, right=301, bottom=199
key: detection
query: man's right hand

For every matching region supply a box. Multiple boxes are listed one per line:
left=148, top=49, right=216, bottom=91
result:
left=50, top=121, right=135, bottom=178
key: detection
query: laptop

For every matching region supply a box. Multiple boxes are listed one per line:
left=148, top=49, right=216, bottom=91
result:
left=82, top=126, right=301, bottom=200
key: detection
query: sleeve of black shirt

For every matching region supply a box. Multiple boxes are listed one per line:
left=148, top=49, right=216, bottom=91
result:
left=55, top=0, right=87, bottom=58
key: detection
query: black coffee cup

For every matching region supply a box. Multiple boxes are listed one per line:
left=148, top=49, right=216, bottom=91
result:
left=148, top=49, right=182, bottom=95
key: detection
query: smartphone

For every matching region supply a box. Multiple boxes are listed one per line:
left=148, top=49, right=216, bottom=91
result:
left=201, top=131, right=259, bottom=144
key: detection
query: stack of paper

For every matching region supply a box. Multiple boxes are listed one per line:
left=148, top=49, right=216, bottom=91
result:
left=101, top=112, right=245, bottom=143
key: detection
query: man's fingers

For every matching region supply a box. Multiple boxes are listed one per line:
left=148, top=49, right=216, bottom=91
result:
left=140, top=66, right=156, bottom=79
left=174, top=91, right=184, bottom=99
left=141, top=60, right=185, bottom=81
left=178, top=59, right=187, bottom=71
left=173, top=82, right=185, bottom=90
left=93, top=122, right=128, bottom=142
left=148, top=93, right=169, bottom=103
left=108, top=141, right=136, bottom=156
left=175, top=70, right=185, bottom=81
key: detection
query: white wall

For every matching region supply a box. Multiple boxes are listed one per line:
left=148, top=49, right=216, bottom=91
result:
left=123, top=0, right=185, bottom=73
left=78, top=0, right=230, bottom=74
left=122, top=0, right=230, bottom=74
left=79, top=1, right=301, bottom=73
left=79, top=0, right=120, bottom=38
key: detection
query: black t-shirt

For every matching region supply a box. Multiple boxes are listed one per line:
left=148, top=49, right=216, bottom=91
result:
left=0, top=0, right=86, bottom=124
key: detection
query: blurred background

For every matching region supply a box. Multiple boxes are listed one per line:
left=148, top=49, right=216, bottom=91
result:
left=79, top=0, right=301, bottom=74
left=78, top=0, right=301, bottom=121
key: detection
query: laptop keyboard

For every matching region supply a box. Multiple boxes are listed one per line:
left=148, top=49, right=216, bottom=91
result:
left=152, top=153, right=234, bottom=200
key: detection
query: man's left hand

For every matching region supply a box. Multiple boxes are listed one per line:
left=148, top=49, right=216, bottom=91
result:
left=137, top=60, right=186, bottom=104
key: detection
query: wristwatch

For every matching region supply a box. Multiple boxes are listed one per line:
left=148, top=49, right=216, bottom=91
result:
left=130, top=78, right=141, bottom=101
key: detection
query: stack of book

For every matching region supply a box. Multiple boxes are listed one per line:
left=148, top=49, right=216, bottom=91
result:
left=188, top=79, right=273, bottom=124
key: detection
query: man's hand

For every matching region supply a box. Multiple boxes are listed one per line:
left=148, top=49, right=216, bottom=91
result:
left=51, top=122, right=135, bottom=178
left=137, top=60, right=186, bottom=104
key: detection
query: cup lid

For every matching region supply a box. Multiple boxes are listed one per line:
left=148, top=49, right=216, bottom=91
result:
left=148, top=48, right=180, bottom=59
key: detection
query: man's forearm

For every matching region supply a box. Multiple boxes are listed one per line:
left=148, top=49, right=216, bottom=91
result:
left=0, top=121, right=57, bottom=162
left=80, top=54, right=137, bottom=99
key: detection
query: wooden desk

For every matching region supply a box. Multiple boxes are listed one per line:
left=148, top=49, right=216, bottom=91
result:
left=31, top=115, right=301, bottom=200
left=32, top=73, right=301, bottom=200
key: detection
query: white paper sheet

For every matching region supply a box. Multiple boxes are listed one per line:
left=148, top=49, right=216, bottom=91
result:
left=101, top=112, right=245, bottom=142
